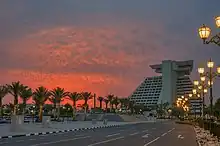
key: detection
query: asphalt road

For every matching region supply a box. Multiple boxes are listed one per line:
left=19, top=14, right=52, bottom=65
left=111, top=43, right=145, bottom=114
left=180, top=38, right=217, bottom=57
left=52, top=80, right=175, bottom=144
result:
left=0, top=121, right=198, bottom=146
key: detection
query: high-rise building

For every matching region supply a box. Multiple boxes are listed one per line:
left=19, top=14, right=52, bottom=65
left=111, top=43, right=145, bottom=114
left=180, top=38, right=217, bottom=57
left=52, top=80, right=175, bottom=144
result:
left=129, top=60, right=197, bottom=109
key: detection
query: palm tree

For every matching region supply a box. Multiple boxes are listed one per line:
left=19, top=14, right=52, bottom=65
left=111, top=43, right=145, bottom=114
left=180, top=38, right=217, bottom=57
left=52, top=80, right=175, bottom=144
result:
left=119, top=98, right=129, bottom=109
left=97, top=96, right=104, bottom=109
left=79, top=92, right=92, bottom=114
left=68, top=92, right=80, bottom=119
left=128, top=100, right=135, bottom=114
left=7, top=81, right=24, bottom=115
left=50, top=87, right=69, bottom=120
left=0, top=85, right=8, bottom=117
left=107, top=94, right=114, bottom=111
left=104, top=99, right=109, bottom=111
left=113, top=97, right=120, bottom=110
left=20, top=87, right=32, bottom=115
left=32, top=86, right=51, bottom=122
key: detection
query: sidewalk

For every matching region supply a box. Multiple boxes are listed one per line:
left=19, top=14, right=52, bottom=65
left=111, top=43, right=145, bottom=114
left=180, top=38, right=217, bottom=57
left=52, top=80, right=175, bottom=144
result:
left=0, top=121, right=153, bottom=138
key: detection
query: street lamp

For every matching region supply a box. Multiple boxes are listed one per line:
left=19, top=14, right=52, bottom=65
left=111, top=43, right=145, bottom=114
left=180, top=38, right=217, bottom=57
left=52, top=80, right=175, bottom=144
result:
left=198, top=59, right=220, bottom=116
left=194, top=79, right=209, bottom=119
left=198, top=16, right=220, bottom=46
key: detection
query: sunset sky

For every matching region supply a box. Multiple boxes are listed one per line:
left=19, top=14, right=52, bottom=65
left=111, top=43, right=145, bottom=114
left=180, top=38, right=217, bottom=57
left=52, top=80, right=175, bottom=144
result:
left=0, top=0, right=220, bottom=105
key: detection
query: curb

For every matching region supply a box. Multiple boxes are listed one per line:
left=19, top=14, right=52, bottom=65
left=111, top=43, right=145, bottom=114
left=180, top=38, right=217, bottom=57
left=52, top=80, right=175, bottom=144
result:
left=0, top=124, right=119, bottom=139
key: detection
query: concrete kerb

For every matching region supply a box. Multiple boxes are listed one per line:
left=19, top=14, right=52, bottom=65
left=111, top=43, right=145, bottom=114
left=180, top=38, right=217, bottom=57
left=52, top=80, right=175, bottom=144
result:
left=0, top=124, right=119, bottom=139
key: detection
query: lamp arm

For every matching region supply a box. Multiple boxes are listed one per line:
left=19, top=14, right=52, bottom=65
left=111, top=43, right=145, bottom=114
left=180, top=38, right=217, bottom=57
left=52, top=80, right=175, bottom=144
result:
left=212, top=72, right=220, bottom=78
left=205, top=33, right=220, bottom=46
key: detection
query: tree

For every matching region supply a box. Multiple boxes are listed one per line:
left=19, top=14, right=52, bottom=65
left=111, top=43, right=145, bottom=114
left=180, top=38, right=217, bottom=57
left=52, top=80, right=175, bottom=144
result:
left=214, top=98, right=220, bottom=117
left=128, top=100, right=135, bottom=114
left=104, top=99, right=109, bottom=111
left=97, top=96, right=104, bottom=109
left=7, top=81, right=24, bottom=115
left=79, top=92, right=92, bottom=114
left=50, top=87, right=69, bottom=120
left=113, top=97, right=120, bottom=110
left=106, top=94, right=114, bottom=111
left=67, top=92, right=80, bottom=119
left=119, top=98, right=129, bottom=109
left=32, top=86, right=51, bottom=122
left=20, top=87, right=32, bottom=114
left=0, top=85, right=8, bottom=117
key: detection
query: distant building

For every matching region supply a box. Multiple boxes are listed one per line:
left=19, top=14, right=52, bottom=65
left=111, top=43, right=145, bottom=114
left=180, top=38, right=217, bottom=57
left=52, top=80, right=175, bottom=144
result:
left=129, top=60, right=201, bottom=114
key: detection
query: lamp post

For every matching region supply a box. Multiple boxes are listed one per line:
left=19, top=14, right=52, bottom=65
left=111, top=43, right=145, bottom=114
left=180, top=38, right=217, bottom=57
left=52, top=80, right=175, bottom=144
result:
left=198, top=16, right=220, bottom=46
left=193, top=79, right=208, bottom=119
left=176, top=96, right=189, bottom=119
left=198, top=60, right=220, bottom=117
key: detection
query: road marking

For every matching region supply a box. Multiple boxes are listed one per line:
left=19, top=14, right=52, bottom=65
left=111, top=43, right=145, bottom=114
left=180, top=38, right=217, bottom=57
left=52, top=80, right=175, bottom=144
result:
left=30, top=136, right=90, bottom=146
left=144, top=137, right=160, bottom=146
left=178, top=135, right=184, bottom=139
left=88, top=136, right=124, bottom=146
left=119, top=129, right=125, bottom=132
left=142, top=134, right=149, bottom=138
left=0, top=142, right=8, bottom=144
left=106, top=133, right=120, bottom=137
left=16, top=140, right=24, bottom=142
left=129, top=132, right=139, bottom=136
left=161, top=132, right=167, bottom=137
left=142, top=130, right=148, bottom=132
left=168, top=128, right=175, bottom=133
left=30, top=139, right=36, bottom=141
left=152, top=128, right=156, bottom=130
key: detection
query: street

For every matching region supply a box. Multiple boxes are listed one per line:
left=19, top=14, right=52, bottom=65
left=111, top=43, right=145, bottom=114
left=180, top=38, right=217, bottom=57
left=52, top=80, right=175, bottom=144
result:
left=0, top=121, right=197, bottom=146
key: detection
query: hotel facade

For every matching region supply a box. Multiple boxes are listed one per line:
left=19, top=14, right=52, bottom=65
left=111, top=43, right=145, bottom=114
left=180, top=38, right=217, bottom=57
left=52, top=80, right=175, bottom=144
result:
left=129, top=60, right=201, bottom=114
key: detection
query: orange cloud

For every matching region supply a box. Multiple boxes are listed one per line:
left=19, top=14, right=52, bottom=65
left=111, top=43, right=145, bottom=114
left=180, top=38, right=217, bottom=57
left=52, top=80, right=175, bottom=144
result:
left=0, top=25, right=182, bottom=104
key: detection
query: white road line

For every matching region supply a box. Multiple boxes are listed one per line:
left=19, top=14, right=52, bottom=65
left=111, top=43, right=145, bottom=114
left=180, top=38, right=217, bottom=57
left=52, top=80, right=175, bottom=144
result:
left=30, top=139, right=36, bottom=141
left=88, top=136, right=124, bottom=146
left=168, top=128, right=175, bottom=133
left=144, top=137, right=160, bottom=146
left=119, top=130, right=125, bottom=132
left=161, top=132, right=167, bottom=137
left=74, top=134, right=85, bottom=137
left=106, top=133, right=120, bottom=137
left=16, top=140, right=24, bottom=142
left=30, top=136, right=90, bottom=146
left=0, top=142, right=8, bottom=144
left=129, top=132, right=139, bottom=136
left=142, top=130, right=148, bottom=132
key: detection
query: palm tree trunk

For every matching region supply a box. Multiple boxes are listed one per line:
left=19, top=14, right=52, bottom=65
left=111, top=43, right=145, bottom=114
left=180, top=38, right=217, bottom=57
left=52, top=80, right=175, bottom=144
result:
left=53, top=103, right=56, bottom=118
left=0, top=99, right=2, bottom=117
left=23, top=101, right=26, bottom=115
left=57, top=103, right=60, bottom=120
left=111, top=103, right=113, bottom=111
left=39, top=105, right=43, bottom=122
left=72, top=101, right=76, bottom=120
left=100, top=101, right=102, bottom=109
left=13, top=95, right=18, bottom=115
left=105, top=103, right=108, bottom=110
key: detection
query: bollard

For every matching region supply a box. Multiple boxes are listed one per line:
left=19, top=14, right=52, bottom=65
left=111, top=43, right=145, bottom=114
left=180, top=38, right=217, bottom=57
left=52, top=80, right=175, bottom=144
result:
left=92, top=119, right=97, bottom=125
left=103, top=119, right=108, bottom=125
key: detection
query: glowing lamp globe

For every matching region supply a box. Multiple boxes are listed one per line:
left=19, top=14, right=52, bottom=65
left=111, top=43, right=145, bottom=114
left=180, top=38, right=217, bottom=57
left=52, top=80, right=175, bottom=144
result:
left=200, top=76, right=206, bottom=82
left=198, top=67, right=205, bottom=74
left=194, top=80, right=199, bottom=86
left=207, top=60, right=214, bottom=68
left=217, top=66, right=220, bottom=74
left=198, top=24, right=211, bottom=39
left=215, top=16, right=220, bottom=28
